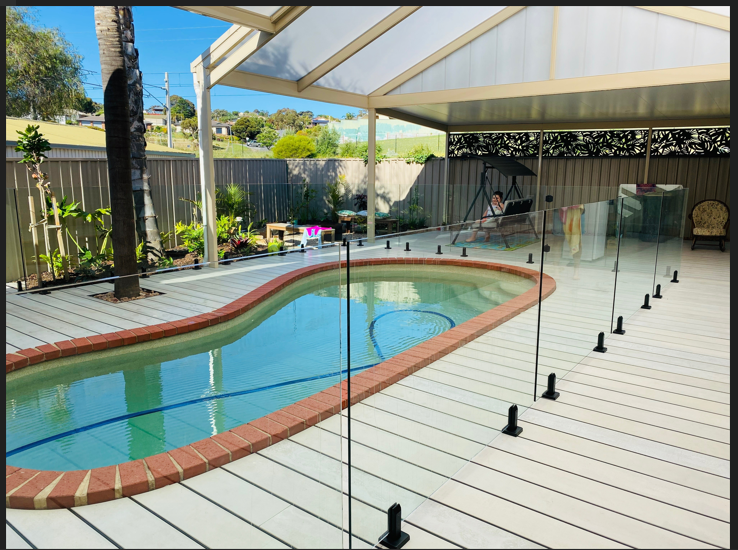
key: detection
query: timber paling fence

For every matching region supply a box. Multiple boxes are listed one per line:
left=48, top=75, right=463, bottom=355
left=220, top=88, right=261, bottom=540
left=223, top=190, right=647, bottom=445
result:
left=5, top=155, right=730, bottom=282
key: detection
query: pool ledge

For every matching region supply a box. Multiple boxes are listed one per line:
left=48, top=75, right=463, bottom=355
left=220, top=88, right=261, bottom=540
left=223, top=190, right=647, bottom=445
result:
left=5, top=258, right=555, bottom=510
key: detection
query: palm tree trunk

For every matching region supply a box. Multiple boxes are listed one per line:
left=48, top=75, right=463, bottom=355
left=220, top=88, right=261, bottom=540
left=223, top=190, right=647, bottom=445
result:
left=119, top=6, right=162, bottom=265
left=95, top=6, right=140, bottom=299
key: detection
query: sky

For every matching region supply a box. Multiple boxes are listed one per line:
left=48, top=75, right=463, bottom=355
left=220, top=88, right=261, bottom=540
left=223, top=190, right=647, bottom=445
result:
left=29, top=6, right=363, bottom=118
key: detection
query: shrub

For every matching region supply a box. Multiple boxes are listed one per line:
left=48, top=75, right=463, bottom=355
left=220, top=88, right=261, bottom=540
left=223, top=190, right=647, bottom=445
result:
left=272, top=134, right=316, bottom=159
left=315, top=126, right=340, bottom=157
left=405, top=144, right=436, bottom=164
left=256, top=128, right=279, bottom=149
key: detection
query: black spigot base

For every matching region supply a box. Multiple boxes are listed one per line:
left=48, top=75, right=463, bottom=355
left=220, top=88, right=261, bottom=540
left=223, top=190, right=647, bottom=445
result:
left=38, top=289, right=51, bottom=295
left=379, top=530, right=410, bottom=549
left=461, top=248, right=468, bottom=257
left=541, top=390, right=560, bottom=401
left=357, top=239, right=364, bottom=247
left=613, top=328, right=626, bottom=335
left=526, top=254, right=534, bottom=264
left=640, top=304, right=651, bottom=310
left=652, top=293, right=662, bottom=299
left=593, top=345, right=607, bottom=353
left=501, top=424, right=523, bottom=437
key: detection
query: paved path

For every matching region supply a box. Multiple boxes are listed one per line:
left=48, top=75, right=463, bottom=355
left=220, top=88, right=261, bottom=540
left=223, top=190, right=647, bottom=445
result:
left=6, top=235, right=729, bottom=548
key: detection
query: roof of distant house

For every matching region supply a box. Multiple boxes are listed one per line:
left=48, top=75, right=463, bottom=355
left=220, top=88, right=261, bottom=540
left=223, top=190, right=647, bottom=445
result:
left=78, top=115, right=106, bottom=123
left=5, top=117, right=193, bottom=157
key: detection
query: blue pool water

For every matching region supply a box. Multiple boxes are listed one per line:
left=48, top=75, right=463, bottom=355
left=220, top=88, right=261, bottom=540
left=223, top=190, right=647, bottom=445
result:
left=6, top=265, right=533, bottom=470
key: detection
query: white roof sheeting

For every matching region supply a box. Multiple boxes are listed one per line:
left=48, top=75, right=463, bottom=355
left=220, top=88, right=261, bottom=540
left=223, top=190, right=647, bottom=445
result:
left=184, top=5, right=730, bottom=130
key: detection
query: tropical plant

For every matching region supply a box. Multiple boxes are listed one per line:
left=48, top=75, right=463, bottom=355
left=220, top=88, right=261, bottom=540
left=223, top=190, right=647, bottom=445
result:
left=267, top=238, right=282, bottom=253
left=405, top=143, right=436, bottom=164
left=215, top=183, right=257, bottom=222
left=325, top=175, right=347, bottom=222
left=216, top=214, right=240, bottom=243
left=175, top=221, right=205, bottom=257
left=37, top=249, right=67, bottom=278
left=344, top=112, right=355, bottom=120
left=15, top=124, right=70, bottom=279
left=6, top=7, right=85, bottom=119
left=95, top=5, right=140, bottom=299
left=272, top=134, right=316, bottom=158
left=229, top=222, right=259, bottom=255
left=399, top=187, right=428, bottom=230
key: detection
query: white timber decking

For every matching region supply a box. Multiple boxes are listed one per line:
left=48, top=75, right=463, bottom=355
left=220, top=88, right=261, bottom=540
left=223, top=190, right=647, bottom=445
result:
left=6, top=234, right=730, bottom=549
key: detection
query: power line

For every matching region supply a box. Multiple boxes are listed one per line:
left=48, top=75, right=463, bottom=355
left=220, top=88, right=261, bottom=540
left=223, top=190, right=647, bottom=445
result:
left=62, top=25, right=230, bottom=34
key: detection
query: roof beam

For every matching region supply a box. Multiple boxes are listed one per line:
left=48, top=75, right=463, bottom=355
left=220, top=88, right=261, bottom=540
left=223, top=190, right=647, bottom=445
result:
left=368, top=63, right=731, bottom=109
left=447, top=117, right=731, bottom=133
left=636, top=6, right=730, bottom=31
left=219, top=70, right=369, bottom=109
left=370, top=6, right=526, bottom=97
left=297, top=6, right=422, bottom=92
left=190, top=25, right=253, bottom=72
left=376, top=108, right=448, bottom=133
left=177, top=6, right=310, bottom=33
left=208, top=31, right=272, bottom=88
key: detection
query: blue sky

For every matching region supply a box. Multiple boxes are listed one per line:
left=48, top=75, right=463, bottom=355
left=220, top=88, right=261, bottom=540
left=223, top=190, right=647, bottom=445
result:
left=30, top=6, right=362, bottom=118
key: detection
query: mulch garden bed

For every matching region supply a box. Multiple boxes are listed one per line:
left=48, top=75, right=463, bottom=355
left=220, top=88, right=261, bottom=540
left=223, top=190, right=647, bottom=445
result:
left=91, top=287, right=162, bottom=303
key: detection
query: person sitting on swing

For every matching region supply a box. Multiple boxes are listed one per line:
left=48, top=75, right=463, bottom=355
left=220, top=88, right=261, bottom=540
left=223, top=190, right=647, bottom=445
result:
left=466, top=191, right=504, bottom=243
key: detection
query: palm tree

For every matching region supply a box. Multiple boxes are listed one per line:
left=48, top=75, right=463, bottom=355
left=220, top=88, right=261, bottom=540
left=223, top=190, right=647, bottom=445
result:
left=94, top=6, right=140, bottom=299
left=119, top=7, right=162, bottom=264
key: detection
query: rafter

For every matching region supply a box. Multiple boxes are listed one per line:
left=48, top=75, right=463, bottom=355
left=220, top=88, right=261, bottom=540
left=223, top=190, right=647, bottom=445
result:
left=190, top=25, right=253, bottom=72
left=447, top=117, right=731, bottom=133
left=636, top=6, right=730, bottom=31
left=375, top=108, right=448, bottom=133
left=219, top=70, right=369, bottom=109
left=208, top=31, right=272, bottom=88
left=177, top=6, right=310, bottom=33
left=370, top=6, right=526, bottom=97
left=368, top=63, right=731, bottom=109
left=297, top=6, right=421, bottom=92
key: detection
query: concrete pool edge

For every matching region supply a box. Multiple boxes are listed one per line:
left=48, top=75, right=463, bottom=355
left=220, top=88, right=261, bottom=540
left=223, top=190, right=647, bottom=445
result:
left=5, top=258, right=555, bottom=510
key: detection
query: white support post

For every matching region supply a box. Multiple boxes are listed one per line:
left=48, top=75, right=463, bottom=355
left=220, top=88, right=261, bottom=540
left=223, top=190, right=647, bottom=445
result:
left=367, top=108, right=377, bottom=243
left=443, top=132, right=450, bottom=225
left=193, top=67, right=218, bottom=267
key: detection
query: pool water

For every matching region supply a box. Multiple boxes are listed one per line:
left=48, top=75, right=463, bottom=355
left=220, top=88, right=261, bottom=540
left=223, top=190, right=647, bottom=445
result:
left=6, top=265, right=533, bottom=471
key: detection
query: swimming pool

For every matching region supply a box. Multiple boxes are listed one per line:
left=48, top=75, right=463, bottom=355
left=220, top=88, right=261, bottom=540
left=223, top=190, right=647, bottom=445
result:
left=6, top=264, right=534, bottom=471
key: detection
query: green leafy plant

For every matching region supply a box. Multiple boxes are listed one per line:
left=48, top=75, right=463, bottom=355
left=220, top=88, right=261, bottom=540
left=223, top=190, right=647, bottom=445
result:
left=399, top=187, right=428, bottom=231
left=157, top=255, right=174, bottom=269
left=325, top=175, right=347, bottom=223
left=296, top=179, right=318, bottom=221
left=404, top=144, right=436, bottom=164
left=175, top=221, right=205, bottom=257
left=267, top=237, right=282, bottom=253
left=37, top=249, right=67, bottom=277
left=229, top=222, right=260, bottom=255
left=256, top=127, right=279, bottom=149
left=215, top=183, right=257, bottom=222
left=339, top=142, right=386, bottom=165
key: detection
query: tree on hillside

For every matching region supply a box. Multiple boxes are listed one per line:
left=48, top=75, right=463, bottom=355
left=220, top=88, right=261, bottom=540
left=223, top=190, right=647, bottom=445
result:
left=344, top=112, right=355, bottom=120
left=272, top=134, right=316, bottom=159
left=298, top=110, right=314, bottom=120
left=6, top=7, right=85, bottom=120
left=315, top=126, right=340, bottom=157
left=232, top=115, right=265, bottom=141
left=269, top=107, right=308, bottom=130
left=212, top=108, right=237, bottom=122
left=94, top=5, right=140, bottom=299
left=170, top=95, right=195, bottom=122
left=119, top=6, right=161, bottom=264
left=256, top=128, right=279, bottom=149
left=181, top=116, right=198, bottom=137
left=75, top=97, right=104, bottom=114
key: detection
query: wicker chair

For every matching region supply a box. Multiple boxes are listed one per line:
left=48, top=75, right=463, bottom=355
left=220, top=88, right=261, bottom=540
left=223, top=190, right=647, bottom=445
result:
left=689, top=199, right=729, bottom=251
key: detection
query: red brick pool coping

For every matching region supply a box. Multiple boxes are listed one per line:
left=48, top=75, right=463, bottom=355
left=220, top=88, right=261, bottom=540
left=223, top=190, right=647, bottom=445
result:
left=5, top=258, right=555, bottom=509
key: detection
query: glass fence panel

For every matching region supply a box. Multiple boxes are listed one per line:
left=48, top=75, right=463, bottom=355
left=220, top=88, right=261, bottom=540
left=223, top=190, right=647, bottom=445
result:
left=654, top=188, right=689, bottom=291
left=612, top=190, right=662, bottom=333
left=539, top=198, right=620, bottom=389
left=344, top=213, right=544, bottom=546
left=6, top=243, right=346, bottom=548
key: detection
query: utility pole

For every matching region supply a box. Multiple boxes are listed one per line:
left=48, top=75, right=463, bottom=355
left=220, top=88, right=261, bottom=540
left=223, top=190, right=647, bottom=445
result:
left=165, top=71, right=173, bottom=148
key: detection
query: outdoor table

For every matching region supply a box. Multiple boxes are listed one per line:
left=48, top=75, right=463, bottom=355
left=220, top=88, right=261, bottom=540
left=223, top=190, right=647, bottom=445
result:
left=266, top=223, right=335, bottom=243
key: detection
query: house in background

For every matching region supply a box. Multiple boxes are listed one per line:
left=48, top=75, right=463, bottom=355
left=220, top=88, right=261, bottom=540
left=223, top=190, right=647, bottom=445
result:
left=146, top=105, right=166, bottom=115
left=77, top=115, right=105, bottom=130
left=144, top=112, right=167, bottom=131
left=212, top=121, right=232, bottom=136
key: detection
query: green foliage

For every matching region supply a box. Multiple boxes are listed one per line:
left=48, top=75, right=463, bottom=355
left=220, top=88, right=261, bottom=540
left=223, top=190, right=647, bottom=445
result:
left=15, top=124, right=51, bottom=167
left=296, top=179, right=318, bottom=221
left=180, top=116, right=198, bottom=136
left=74, top=96, right=102, bottom=115
left=268, top=108, right=310, bottom=131
left=256, top=128, right=279, bottom=149
left=6, top=7, right=85, bottom=119
left=399, top=187, right=428, bottom=230
left=175, top=221, right=205, bottom=257
left=229, top=222, right=260, bottom=255
left=404, top=143, right=436, bottom=164
left=314, top=126, right=340, bottom=157
left=37, top=249, right=67, bottom=277
left=267, top=238, right=282, bottom=253
left=215, top=183, right=257, bottom=222
left=344, top=112, right=356, bottom=120
left=272, top=134, right=316, bottom=159
left=232, top=115, right=265, bottom=141
left=170, top=96, right=196, bottom=122
left=325, top=175, right=347, bottom=223
left=339, top=142, right=386, bottom=165
left=212, top=108, right=237, bottom=122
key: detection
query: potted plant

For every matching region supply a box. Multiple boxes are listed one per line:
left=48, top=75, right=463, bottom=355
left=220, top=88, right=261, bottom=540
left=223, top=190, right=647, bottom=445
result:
left=326, top=175, right=347, bottom=240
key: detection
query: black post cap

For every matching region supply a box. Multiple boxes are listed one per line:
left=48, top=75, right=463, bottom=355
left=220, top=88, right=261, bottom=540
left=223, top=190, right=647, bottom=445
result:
left=502, top=404, right=523, bottom=436
left=378, top=503, right=410, bottom=549
left=614, top=315, right=626, bottom=335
